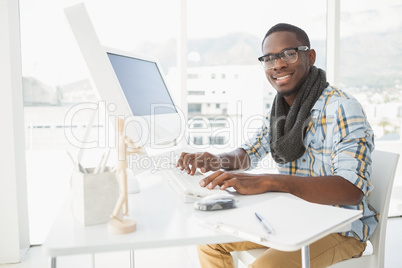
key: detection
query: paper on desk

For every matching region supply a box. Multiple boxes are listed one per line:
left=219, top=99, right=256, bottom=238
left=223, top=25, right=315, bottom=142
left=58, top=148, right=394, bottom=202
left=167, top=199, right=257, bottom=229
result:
left=194, top=196, right=362, bottom=251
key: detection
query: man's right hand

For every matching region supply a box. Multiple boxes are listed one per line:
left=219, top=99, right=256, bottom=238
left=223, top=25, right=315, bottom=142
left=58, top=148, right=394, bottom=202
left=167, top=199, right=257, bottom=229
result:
left=176, top=152, right=222, bottom=175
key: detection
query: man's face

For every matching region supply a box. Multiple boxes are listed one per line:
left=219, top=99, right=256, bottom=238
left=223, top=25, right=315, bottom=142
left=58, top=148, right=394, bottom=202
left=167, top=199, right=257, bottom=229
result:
left=262, top=31, right=315, bottom=99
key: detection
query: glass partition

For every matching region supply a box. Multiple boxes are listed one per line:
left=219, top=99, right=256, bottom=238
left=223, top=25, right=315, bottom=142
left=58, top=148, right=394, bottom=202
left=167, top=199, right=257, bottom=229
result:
left=340, top=0, right=402, bottom=216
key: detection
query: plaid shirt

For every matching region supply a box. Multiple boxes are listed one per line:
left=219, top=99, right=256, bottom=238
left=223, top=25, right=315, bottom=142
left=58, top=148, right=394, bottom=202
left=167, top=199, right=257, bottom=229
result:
left=240, top=86, right=377, bottom=242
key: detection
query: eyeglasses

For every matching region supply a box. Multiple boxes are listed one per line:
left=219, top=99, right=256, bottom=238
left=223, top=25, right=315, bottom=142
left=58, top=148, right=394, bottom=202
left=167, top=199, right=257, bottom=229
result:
left=258, top=46, right=309, bottom=70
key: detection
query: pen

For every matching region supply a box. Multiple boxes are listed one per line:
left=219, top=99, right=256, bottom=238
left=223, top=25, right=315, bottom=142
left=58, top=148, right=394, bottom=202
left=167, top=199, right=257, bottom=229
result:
left=66, top=150, right=77, bottom=170
left=67, top=150, right=87, bottom=174
left=78, top=163, right=88, bottom=174
left=99, top=148, right=111, bottom=173
left=255, top=212, right=274, bottom=235
left=93, top=151, right=106, bottom=174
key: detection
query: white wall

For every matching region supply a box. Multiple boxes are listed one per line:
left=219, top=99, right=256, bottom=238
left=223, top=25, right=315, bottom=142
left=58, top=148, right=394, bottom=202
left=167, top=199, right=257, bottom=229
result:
left=0, top=0, right=30, bottom=263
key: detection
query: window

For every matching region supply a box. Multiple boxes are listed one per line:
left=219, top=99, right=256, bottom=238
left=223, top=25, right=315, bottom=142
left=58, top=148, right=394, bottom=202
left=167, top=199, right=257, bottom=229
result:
left=188, top=90, right=205, bottom=95
left=211, top=122, right=227, bottom=128
left=209, top=136, right=226, bottom=145
left=20, top=0, right=179, bottom=243
left=340, top=0, right=401, bottom=141
left=192, top=122, right=205, bottom=128
left=193, top=123, right=203, bottom=128
left=340, top=0, right=402, bottom=217
left=187, top=74, right=199, bottom=79
left=187, top=0, right=327, bottom=147
left=193, top=136, right=203, bottom=145
left=188, top=103, right=202, bottom=114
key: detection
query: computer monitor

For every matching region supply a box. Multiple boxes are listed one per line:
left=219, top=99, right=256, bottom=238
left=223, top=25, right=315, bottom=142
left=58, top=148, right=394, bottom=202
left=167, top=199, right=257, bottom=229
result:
left=64, top=3, right=184, bottom=149
left=105, top=47, right=184, bottom=147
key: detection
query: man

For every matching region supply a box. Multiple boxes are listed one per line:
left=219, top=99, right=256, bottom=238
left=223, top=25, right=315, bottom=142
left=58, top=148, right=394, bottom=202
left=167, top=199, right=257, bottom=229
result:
left=176, top=23, right=377, bottom=268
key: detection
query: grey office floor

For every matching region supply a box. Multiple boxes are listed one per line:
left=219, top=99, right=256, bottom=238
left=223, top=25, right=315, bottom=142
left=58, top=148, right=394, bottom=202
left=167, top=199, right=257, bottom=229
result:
left=1, top=217, right=401, bottom=268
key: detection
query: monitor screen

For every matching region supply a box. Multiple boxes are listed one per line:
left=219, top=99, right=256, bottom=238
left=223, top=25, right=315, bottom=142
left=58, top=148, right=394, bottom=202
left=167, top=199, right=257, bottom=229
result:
left=107, top=52, right=177, bottom=116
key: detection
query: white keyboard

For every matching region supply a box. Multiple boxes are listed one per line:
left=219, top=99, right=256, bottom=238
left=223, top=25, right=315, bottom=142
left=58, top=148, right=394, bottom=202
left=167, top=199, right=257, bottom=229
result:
left=164, top=168, right=230, bottom=203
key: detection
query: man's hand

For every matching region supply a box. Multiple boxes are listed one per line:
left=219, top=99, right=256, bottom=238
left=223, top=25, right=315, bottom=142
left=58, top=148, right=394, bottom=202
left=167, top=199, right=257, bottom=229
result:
left=176, top=152, right=222, bottom=175
left=200, top=171, right=270, bottom=195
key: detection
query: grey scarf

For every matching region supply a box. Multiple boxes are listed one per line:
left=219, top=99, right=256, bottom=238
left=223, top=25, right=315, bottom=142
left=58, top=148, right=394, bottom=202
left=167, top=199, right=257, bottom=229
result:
left=269, top=66, right=328, bottom=164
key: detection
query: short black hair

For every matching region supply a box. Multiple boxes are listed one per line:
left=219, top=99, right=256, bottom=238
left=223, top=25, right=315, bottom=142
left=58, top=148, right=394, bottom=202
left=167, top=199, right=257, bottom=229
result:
left=262, top=23, right=310, bottom=49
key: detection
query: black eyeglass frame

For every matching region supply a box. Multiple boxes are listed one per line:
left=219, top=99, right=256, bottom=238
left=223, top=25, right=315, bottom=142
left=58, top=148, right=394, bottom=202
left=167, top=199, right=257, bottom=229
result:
left=257, top=46, right=309, bottom=68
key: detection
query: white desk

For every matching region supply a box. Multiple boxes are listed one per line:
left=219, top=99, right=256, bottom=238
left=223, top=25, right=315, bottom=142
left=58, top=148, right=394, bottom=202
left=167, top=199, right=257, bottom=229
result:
left=42, top=171, right=361, bottom=268
left=43, top=171, right=244, bottom=267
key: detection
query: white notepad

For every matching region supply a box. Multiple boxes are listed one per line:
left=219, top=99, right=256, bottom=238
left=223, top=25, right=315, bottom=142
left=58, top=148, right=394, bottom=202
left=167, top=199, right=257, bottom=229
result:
left=194, top=195, right=362, bottom=251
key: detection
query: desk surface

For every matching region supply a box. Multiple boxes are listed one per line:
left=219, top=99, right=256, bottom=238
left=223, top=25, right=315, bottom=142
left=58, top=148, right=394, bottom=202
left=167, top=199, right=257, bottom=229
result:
left=43, top=171, right=259, bottom=257
left=42, top=171, right=359, bottom=257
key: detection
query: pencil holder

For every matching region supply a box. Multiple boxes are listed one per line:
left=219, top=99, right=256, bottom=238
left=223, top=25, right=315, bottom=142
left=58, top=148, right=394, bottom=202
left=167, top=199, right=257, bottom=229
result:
left=71, top=167, right=119, bottom=226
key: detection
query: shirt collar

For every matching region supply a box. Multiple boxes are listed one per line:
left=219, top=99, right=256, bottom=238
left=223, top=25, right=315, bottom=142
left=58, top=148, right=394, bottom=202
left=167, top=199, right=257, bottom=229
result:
left=311, top=85, right=331, bottom=113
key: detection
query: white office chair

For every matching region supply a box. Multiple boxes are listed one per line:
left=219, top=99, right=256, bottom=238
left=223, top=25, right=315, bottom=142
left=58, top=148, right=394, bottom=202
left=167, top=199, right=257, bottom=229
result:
left=232, top=150, right=400, bottom=268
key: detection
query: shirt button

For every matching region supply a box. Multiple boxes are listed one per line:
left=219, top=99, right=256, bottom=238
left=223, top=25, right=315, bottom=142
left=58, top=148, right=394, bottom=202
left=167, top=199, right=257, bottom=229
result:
left=302, top=159, right=306, bottom=163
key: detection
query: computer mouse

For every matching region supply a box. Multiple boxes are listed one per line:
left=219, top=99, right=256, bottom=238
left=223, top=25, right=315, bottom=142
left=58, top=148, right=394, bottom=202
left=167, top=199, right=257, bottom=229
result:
left=194, top=194, right=237, bottom=211
left=201, top=193, right=237, bottom=201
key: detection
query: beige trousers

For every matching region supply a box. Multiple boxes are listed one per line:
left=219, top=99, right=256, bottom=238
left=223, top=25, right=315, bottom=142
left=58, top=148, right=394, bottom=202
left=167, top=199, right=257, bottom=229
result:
left=197, top=233, right=366, bottom=268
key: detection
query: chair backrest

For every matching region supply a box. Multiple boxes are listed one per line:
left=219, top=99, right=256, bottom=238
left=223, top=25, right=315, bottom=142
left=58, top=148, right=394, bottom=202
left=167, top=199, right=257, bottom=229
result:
left=365, top=150, right=399, bottom=266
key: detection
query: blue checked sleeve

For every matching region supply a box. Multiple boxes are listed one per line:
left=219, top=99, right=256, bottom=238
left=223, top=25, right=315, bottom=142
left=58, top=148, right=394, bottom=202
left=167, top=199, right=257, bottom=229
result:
left=331, top=97, right=375, bottom=195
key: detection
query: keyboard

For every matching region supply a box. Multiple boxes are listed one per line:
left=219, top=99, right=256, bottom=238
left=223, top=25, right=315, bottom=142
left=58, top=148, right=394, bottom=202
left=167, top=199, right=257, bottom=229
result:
left=164, top=168, right=230, bottom=203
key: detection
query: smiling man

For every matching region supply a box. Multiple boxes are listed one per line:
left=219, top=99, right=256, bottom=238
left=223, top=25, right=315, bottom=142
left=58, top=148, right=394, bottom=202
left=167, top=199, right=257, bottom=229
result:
left=177, top=23, right=376, bottom=268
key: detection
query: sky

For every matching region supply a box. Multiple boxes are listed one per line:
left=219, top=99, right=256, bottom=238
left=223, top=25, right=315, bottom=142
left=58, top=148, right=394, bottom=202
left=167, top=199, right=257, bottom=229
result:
left=19, top=0, right=401, bottom=85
